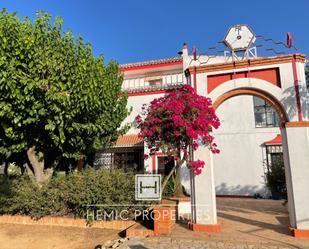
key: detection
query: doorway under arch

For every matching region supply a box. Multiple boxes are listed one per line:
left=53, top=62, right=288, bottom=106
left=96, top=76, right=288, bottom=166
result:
left=210, top=87, right=296, bottom=227
left=212, top=93, right=284, bottom=198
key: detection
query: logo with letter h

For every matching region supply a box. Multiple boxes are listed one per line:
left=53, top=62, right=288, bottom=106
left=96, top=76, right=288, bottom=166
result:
left=135, top=174, right=161, bottom=201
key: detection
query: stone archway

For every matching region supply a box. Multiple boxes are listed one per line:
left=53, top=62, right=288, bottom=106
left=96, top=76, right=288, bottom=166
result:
left=212, top=88, right=289, bottom=126
left=189, top=77, right=309, bottom=237
left=212, top=88, right=293, bottom=222
left=189, top=86, right=293, bottom=232
left=212, top=88, right=289, bottom=198
left=180, top=35, right=309, bottom=236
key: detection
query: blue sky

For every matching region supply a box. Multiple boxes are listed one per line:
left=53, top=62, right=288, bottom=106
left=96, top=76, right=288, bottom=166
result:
left=3, top=0, right=309, bottom=64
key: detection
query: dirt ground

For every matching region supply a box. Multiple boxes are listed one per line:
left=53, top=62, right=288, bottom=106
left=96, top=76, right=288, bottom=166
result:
left=0, top=223, right=120, bottom=249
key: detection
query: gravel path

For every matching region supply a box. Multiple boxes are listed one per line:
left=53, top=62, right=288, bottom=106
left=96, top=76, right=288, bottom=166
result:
left=101, top=237, right=307, bottom=249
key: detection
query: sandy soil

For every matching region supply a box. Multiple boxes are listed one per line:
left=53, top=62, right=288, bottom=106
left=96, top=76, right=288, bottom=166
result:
left=0, top=223, right=120, bottom=249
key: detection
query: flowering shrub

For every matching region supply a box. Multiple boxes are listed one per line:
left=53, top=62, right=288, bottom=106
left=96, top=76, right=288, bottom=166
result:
left=135, top=85, right=220, bottom=175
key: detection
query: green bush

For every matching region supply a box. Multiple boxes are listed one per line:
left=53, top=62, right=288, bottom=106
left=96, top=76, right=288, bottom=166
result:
left=0, top=168, right=142, bottom=219
left=265, top=158, right=287, bottom=200
left=163, top=174, right=179, bottom=197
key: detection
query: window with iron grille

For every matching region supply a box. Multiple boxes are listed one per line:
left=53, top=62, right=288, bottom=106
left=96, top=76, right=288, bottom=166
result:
left=253, top=97, right=279, bottom=127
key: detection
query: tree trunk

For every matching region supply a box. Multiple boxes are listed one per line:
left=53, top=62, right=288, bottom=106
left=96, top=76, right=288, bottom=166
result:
left=160, top=159, right=184, bottom=197
left=25, top=158, right=35, bottom=177
left=161, top=164, right=177, bottom=194
left=76, top=158, right=84, bottom=171
left=4, top=161, right=9, bottom=176
left=174, top=165, right=183, bottom=197
left=26, top=146, right=53, bottom=183
left=19, top=164, right=25, bottom=175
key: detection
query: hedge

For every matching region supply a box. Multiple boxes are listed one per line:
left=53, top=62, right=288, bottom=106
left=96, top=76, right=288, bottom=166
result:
left=0, top=168, right=145, bottom=219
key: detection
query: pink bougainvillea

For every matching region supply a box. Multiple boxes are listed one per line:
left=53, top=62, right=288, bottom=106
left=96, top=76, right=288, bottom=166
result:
left=188, top=160, right=205, bottom=175
left=135, top=85, right=220, bottom=175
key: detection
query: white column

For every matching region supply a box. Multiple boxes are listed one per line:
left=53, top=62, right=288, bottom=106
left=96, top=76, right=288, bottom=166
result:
left=191, top=146, right=218, bottom=225
left=282, top=126, right=309, bottom=230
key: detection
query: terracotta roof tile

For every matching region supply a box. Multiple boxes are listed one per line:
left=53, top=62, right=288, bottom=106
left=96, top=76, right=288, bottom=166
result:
left=120, top=57, right=182, bottom=69
left=115, top=134, right=144, bottom=147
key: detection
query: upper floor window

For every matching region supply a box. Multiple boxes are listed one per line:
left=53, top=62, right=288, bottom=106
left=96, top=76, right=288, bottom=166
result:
left=148, top=79, right=162, bottom=87
left=253, top=97, right=279, bottom=128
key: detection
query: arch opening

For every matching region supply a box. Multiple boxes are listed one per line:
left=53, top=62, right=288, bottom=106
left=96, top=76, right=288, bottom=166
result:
left=212, top=88, right=289, bottom=127
left=209, top=87, right=294, bottom=234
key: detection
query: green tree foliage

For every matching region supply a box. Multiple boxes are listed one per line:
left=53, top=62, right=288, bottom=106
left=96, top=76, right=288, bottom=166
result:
left=0, top=10, right=129, bottom=182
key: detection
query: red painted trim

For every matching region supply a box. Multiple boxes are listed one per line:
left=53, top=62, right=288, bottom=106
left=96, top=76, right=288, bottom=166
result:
left=291, top=54, right=303, bottom=121
left=285, top=121, right=309, bottom=127
left=151, top=152, right=165, bottom=174
left=120, top=60, right=182, bottom=72
left=188, top=222, right=221, bottom=233
left=290, top=227, right=309, bottom=238
left=152, top=155, right=156, bottom=174
left=207, top=68, right=281, bottom=93
left=128, top=90, right=166, bottom=96
left=189, top=54, right=306, bottom=74
left=193, top=66, right=197, bottom=93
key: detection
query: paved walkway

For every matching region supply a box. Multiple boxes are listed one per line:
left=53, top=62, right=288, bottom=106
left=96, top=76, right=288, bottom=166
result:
left=169, top=198, right=309, bottom=249
left=119, top=198, right=309, bottom=249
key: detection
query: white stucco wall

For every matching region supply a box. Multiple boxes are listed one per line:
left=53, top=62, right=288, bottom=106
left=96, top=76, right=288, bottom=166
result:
left=212, top=95, right=280, bottom=196
left=123, top=75, right=283, bottom=196
left=282, top=126, right=309, bottom=229
left=125, top=93, right=165, bottom=135
left=124, top=93, right=166, bottom=173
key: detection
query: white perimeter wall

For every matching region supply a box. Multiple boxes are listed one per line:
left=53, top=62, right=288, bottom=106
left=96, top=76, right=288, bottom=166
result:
left=212, top=95, right=280, bottom=196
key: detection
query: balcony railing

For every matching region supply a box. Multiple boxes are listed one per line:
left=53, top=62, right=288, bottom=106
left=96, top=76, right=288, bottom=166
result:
left=122, top=73, right=184, bottom=92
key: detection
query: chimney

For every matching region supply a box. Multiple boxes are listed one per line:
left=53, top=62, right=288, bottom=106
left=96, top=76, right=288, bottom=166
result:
left=182, top=42, right=188, bottom=57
